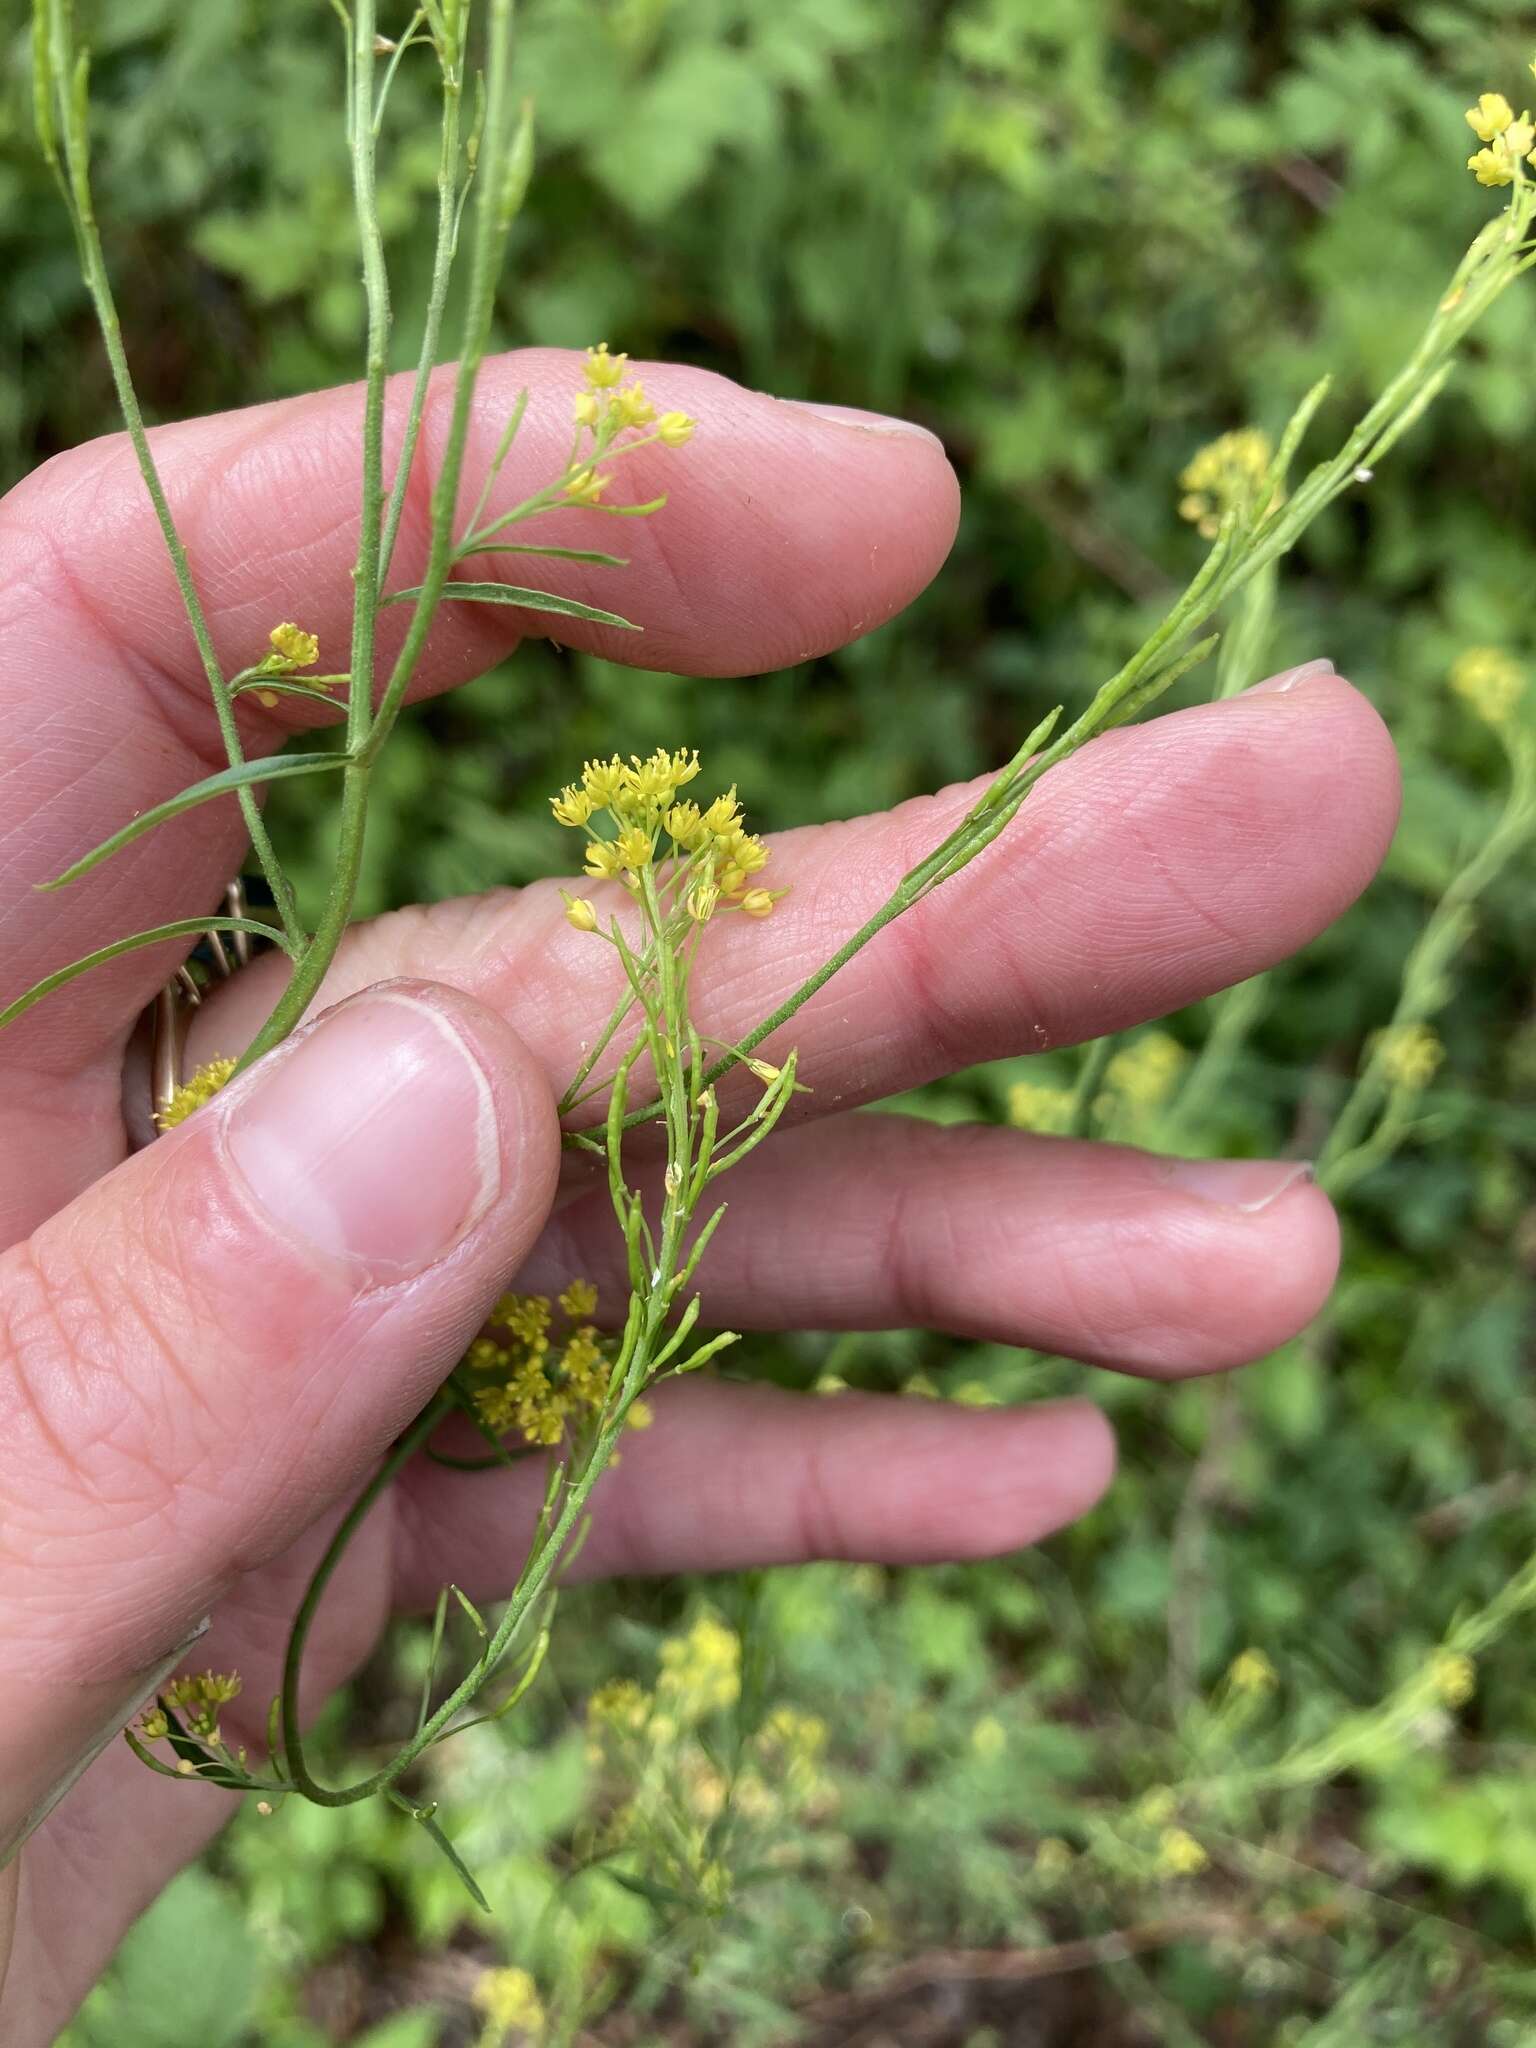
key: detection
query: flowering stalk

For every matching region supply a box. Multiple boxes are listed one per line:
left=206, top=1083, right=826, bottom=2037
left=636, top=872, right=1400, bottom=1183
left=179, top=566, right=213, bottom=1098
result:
left=11, top=13, right=1536, bottom=1907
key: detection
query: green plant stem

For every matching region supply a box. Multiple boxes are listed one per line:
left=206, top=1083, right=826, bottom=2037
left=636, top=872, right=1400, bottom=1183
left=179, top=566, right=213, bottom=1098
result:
left=1068, top=1034, right=1115, bottom=1140
left=241, top=763, right=371, bottom=1066
left=1318, top=730, right=1536, bottom=1194
left=345, top=0, right=392, bottom=756
left=39, top=0, right=302, bottom=949
left=377, top=8, right=465, bottom=586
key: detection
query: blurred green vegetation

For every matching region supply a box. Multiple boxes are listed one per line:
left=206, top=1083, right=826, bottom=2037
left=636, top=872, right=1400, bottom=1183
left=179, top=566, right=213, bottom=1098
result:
left=5, top=0, right=1536, bottom=2040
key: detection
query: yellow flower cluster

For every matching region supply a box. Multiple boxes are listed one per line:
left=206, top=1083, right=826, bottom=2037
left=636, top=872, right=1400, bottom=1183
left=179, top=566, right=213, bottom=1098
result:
left=1106, top=1029, right=1188, bottom=1111
left=1376, top=1021, right=1443, bottom=1092
left=471, top=1965, right=544, bottom=2042
left=657, top=1612, right=742, bottom=1722
left=552, top=749, right=780, bottom=921
left=1005, top=1078, right=1074, bottom=1134
left=1428, top=1648, right=1476, bottom=1709
left=142, top=1668, right=243, bottom=1745
left=468, top=1281, right=621, bottom=1447
left=1465, top=75, right=1536, bottom=187
left=563, top=345, right=696, bottom=506
left=1227, top=1647, right=1278, bottom=1695
left=1155, top=1825, right=1209, bottom=1878
left=1177, top=427, right=1277, bottom=540
left=1450, top=645, right=1525, bottom=728
left=268, top=621, right=319, bottom=668
left=157, top=1056, right=238, bottom=1132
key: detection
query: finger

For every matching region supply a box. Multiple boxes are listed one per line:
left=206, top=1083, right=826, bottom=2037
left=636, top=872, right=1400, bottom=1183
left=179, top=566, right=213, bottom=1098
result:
left=2, top=1378, right=1109, bottom=2041
left=0, top=1520, right=390, bottom=2047
left=0, top=353, right=957, bottom=1077
left=394, top=1379, right=1116, bottom=1609
left=192, top=667, right=1399, bottom=1132
left=0, top=980, right=558, bottom=1852
left=522, top=1117, right=1335, bottom=1377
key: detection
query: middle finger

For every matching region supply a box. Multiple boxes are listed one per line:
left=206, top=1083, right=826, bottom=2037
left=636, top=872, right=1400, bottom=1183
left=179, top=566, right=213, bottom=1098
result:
left=190, top=668, right=1398, bottom=1121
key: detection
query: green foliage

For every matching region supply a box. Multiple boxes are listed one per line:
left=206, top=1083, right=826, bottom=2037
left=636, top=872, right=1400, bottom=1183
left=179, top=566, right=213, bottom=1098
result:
left=15, top=0, right=1536, bottom=2040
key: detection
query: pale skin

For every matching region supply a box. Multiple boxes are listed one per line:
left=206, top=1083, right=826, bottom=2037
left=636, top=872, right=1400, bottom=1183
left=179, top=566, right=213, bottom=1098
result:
left=0, top=352, right=1401, bottom=2040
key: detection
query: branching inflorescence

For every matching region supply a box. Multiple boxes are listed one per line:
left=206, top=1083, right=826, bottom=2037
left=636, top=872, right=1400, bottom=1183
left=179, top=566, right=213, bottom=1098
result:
left=6, top=2, right=1536, bottom=1898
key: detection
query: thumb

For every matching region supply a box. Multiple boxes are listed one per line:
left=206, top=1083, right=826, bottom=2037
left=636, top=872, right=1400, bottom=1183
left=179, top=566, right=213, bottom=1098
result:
left=0, top=980, right=559, bottom=1855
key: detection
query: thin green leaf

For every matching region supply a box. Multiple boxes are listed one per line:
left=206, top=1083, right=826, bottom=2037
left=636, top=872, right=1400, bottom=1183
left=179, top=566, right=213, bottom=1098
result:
left=385, top=581, right=639, bottom=630
left=228, top=678, right=345, bottom=707
left=0, top=917, right=294, bottom=1031
left=41, top=754, right=348, bottom=890
left=469, top=542, right=628, bottom=567
left=390, top=1794, right=490, bottom=1910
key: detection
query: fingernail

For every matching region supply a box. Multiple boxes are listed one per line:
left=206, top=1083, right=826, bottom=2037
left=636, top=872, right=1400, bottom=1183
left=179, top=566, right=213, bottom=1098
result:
left=222, top=991, right=500, bottom=1277
left=778, top=398, right=943, bottom=447
left=1244, top=658, right=1335, bottom=696
left=1161, top=1158, right=1315, bottom=1213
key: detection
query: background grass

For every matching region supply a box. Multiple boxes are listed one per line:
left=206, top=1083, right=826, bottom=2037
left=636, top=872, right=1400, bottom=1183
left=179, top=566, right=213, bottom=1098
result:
left=4, top=1, right=1536, bottom=2041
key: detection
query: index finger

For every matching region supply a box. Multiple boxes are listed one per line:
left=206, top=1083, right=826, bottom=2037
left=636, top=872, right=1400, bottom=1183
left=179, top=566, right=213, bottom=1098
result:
left=0, top=353, right=957, bottom=1077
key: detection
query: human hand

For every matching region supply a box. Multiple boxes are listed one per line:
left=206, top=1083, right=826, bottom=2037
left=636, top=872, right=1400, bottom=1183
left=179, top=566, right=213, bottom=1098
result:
left=0, top=354, right=1398, bottom=2040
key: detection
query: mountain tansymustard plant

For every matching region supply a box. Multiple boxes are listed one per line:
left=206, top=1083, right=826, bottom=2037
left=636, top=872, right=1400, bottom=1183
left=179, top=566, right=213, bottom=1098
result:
left=6, top=5, right=1536, bottom=1920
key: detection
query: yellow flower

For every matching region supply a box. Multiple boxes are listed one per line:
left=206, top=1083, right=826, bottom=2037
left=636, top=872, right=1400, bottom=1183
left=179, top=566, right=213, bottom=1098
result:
left=1377, top=1021, right=1443, bottom=1091
left=1450, top=646, right=1525, bottom=727
left=1506, top=115, right=1536, bottom=160
left=701, top=789, right=742, bottom=835
left=657, top=1613, right=741, bottom=1721
left=740, top=887, right=776, bottom=918
left=472, top=1965, right=545, bottom=2038
left=626, top=748, right=680, bottom=811
left=1428, top=1648, right=1475, bottom=1708
left=1006, top=1079, right=1073, bottom=1134
left=613, top=381, right=657, bottom=428
left=970, top=1715, right=1006, bottom=1759
left=564, top=896, right=599, bottom=933
left=565, top=466, right=610, bottom=506
left=1468, top=142, right=1516, bottom=187
left=572, top=390, right=601, bottom=428
left=584, top=840, right=625, bottom=880
left=1155, top=1826, right=1208, bottom=1877
left=157, top=1056, right=239, bottom=1132
left=745, top=1058, right=781, bottom=1084
left=268, top=621, right=319, bottom=667
left=550, top=784, right=594, bottom=827
left=582, top=342, right=628, bottom=389
left=588, top=1677, right=651, bottom=1730
left=657, top=411, right=696, bottom=446
left=717, top=828, right=769, bottom=875
left=1227, top=1648, right=1278, bottom=1694
left=1465, top=91, right=1515, bottom=143
left=666, top=799, right=707, bottom=848
left=1106, top=1030, right=1187, bottom=1110
left=688, top=879, right=720, bottom=922
left=493, top=1293, right=552, bottom=1344
left=627, top=1399, right=654, bottom=1430
left=581, top=756, right=628, bottom=808
left=163, top=1668, right=243, bottom=1744
left=1177, top=427, right=1276, bottom=540
left=559, top=1279, right=598, bottom=1319
left=139, top=1707, right=170, bottom=1741
left=615, top=825, right=653, bottom=871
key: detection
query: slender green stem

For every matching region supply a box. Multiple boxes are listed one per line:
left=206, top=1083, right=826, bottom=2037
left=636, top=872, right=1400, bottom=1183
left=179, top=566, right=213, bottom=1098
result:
left=240, top=762, right=370, bottom=1068
left=346, top=0, right=393, bottom=753
left=377, top=8, right=465, bottom=586
left=40, top=1, right=302, bottom=948
left=1068, top=1034, right=1115, bottom=1140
